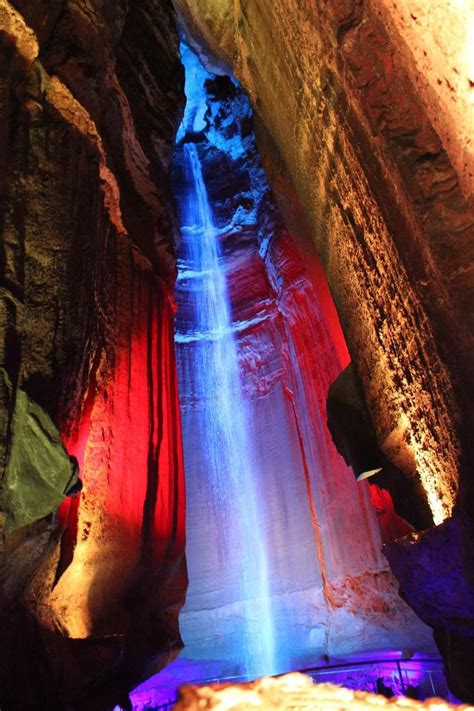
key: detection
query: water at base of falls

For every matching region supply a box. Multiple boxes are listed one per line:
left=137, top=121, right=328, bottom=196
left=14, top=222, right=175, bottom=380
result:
left=176, top=142, right=278, bottom=678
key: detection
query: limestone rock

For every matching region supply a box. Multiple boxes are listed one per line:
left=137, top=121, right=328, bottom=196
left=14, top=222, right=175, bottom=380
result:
left=385, top=513, right=474, bottom=638
left=385, top=515, right=474, bottom=701
left=174, top=0, right=474, bottom=527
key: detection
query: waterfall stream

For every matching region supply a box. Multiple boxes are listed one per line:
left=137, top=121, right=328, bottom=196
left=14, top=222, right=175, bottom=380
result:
left=176, top=142, right=277, bottom=678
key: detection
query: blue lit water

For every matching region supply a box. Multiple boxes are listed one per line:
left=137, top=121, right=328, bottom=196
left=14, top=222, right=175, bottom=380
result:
left=176, top=142, right=277, bottom=678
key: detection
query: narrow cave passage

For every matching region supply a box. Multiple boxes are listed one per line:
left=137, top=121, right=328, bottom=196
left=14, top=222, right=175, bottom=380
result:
left=139, top=40, right=437, bottom=700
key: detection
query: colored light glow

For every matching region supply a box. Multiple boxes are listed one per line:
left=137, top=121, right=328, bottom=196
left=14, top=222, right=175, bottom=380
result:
left=171, top=40, right=436, bottom=687
left=176, top=140, right=278, bottom=677
left=52, top=273, right=186, bottom=640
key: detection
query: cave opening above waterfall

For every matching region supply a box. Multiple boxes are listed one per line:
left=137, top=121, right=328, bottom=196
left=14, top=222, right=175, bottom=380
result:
left=127, top=38, right=441, bottom=702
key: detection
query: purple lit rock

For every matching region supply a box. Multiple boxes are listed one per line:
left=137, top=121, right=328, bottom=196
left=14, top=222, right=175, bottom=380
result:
left=385, top=513, right=474, bottom=701
left=384, top=512, right=474, bottom=637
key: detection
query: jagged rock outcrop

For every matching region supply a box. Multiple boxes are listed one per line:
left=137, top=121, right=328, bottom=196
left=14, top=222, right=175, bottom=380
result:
left=326, top=364, right=433, bottom=534
left=0, top=1, right=186, bottom=708
left=385, top=513, right=474, bottom=702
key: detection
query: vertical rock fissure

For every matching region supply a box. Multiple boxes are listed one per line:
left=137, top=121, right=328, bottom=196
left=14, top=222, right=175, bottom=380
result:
left=141, top=282, right=163, bottom=567
left=283, top=384, right=335, bottom=609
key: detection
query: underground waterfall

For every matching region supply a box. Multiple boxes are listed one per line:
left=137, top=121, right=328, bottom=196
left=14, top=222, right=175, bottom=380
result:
left=160, top=41, right=435, bottom=696
left=2, top=0, right=473, bottom=706
left=175, top=141, right=278, bottom=678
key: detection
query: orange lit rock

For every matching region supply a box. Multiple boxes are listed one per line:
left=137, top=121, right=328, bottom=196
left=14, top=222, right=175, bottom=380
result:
left=173, top=673, right=474, bottom=711
left=369, top=0, right=474, bottom=206
left=0, top=0, right=38, bottom=64
left=45, top=74, right=127, bottom=236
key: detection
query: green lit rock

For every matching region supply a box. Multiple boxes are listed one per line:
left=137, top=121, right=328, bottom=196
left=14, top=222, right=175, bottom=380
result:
left=1, top=375, right=78, bottom=537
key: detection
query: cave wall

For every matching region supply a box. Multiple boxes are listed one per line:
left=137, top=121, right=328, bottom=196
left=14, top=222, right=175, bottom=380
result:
left=174, top=0, right=474, bottom=525
left=172, top=51, right=433, bottom=679
left=0, top=1, right=186, bottom=708
left=172, top=0, right=474, bottom=697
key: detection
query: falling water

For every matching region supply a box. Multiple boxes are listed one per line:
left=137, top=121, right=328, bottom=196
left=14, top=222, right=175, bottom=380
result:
left=176, top=142, right=277, bottom=678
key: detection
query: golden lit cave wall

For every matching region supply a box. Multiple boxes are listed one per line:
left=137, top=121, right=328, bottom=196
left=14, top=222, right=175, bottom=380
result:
left=174, top=0, right=474, bottom=524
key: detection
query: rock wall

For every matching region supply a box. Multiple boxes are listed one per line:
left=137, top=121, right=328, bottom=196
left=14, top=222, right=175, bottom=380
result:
left=369, top=0, right=473, bottom=205
left=0, top=2, right=186, bottom=708
left=1, top=0, right=473, bottom=704
left=174, top=672, right=474, bottom=711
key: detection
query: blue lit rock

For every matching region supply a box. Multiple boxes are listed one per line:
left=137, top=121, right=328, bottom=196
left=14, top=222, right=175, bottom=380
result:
left=385, top=514, right=474, bottom=701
